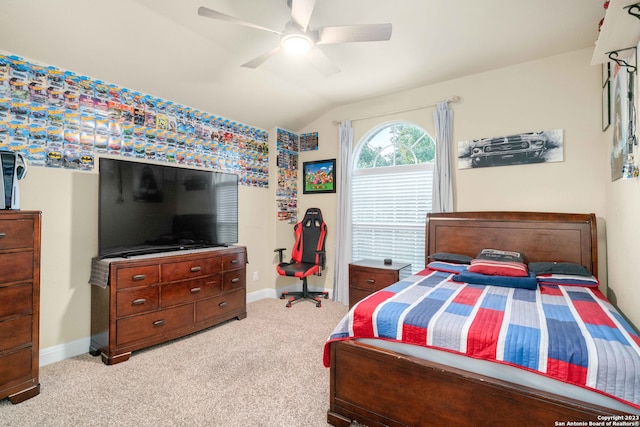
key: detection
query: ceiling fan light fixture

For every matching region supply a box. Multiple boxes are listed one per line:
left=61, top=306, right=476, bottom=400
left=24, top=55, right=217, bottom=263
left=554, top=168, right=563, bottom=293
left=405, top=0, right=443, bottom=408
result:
left=281, top=33, right=314, bottom=55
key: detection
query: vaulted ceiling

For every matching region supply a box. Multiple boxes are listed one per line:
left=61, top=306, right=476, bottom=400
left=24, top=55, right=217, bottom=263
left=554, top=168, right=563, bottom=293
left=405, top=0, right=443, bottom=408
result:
left=0, top=0, right=605, bottom=131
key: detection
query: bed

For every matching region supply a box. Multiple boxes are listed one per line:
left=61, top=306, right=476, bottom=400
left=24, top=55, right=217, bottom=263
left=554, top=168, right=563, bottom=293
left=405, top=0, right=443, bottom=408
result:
left=325, top=211, right=640, bottom=426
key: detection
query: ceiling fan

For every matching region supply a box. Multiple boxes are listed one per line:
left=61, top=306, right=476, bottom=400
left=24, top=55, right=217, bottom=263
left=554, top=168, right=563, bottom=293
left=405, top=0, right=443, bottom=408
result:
left=197, top=0, right=392, bottom=76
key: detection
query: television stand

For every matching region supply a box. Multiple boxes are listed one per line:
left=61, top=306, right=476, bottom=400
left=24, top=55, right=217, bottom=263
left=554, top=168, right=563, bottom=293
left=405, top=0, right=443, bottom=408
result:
left=89, top=246, right=247, bottom=364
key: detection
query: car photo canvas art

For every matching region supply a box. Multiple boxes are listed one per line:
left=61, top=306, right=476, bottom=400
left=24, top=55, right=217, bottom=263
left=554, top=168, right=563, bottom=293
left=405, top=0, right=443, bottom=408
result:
left=457, top=129, right=563, bottom=169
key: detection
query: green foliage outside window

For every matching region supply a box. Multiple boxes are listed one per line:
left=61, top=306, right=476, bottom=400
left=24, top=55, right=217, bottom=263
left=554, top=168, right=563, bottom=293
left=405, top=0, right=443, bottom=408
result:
left=357, top=123, right=435, bottom=168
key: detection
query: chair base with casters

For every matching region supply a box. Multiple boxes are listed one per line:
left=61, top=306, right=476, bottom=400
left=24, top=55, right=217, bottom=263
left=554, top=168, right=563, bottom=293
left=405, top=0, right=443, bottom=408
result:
left=280, top=277, right=329, bottom=308
left=275, top=207, right=329, bottom=308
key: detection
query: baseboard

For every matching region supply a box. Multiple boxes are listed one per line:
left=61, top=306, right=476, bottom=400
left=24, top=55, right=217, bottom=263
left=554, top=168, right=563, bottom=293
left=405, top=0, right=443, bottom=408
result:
left=39, top=336, right=92, bottom=367
left=247, top=288, right=277, bottom=302
left=39, top=289, right=333, bottom=366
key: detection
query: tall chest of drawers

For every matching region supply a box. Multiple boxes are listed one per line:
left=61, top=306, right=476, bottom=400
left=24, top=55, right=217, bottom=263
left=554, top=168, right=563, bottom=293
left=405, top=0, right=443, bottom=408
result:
left=0, top=210, right=41, bottom=404
left=90, top=246, right=247, bottom=365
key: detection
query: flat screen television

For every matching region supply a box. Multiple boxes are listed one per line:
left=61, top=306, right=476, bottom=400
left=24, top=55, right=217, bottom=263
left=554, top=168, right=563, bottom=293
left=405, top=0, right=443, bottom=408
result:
left=98, top=157, right=238, bottom=259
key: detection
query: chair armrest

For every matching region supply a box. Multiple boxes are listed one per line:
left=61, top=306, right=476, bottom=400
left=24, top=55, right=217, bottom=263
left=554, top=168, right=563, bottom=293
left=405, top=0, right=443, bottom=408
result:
left=315, top=249, right=326, bottom=276
left=274, top=248, right=286, bottom=263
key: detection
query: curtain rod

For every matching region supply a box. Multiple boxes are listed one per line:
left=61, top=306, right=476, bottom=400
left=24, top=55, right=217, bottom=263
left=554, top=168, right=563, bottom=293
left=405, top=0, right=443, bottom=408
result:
left=332, top=95, right=462, bottom=126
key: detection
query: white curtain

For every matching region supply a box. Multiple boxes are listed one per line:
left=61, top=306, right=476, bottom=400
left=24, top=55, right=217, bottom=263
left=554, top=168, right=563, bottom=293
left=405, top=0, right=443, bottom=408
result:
left=332, top=120, right=353, bottom=305
left=432, top=102, right=454, bottom=213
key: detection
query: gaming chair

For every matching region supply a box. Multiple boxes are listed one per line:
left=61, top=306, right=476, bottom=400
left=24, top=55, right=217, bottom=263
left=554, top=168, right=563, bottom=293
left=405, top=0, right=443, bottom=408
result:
left=275, top=207, right=329, bottom=308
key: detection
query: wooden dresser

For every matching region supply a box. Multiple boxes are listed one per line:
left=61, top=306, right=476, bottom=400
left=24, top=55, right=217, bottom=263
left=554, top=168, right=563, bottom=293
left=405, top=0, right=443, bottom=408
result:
left=0, top=210, right=41, bottom=404
left=349, top=259, right=412, bottom=308
left=90, top=246, right=247, bottom=365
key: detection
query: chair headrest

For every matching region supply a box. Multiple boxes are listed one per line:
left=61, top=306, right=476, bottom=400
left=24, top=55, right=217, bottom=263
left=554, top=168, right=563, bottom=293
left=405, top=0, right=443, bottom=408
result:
left=302, top=208, right=323, bottom=228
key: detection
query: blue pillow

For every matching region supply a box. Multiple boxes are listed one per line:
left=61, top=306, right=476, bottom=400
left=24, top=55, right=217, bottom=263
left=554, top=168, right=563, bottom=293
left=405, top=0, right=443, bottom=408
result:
left=453, top=270, right=538, bottom=290
left=427, top=261, right=468, bottom=274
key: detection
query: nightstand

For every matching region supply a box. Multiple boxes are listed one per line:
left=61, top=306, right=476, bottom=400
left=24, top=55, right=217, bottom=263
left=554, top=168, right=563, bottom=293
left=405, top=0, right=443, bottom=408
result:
left=349, top=260, right=412, bottom=308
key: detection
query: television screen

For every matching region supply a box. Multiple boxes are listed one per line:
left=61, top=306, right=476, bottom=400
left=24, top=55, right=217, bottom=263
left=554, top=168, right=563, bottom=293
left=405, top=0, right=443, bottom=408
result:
left=98, top=158, right=238, bottom=259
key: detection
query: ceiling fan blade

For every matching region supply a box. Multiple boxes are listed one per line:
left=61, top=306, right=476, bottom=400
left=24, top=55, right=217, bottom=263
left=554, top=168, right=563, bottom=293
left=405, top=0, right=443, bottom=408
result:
left=318, top=23, right=392, bottom=44
left=306, top=47, right=340, bottom=76
left=197, top=6, right=280, bottom=35
left=241, top=46, right=282, bottom=69
left=290, top=0, right=316, bottom=31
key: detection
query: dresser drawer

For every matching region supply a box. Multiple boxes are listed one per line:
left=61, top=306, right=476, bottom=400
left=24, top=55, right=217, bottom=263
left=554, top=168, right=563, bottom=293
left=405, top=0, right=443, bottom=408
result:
left=350, top=267, right=398, bottom=292
left=115, top=265, right=160, bottom=289
left=116, top=304, right=194, bottom=346
left=0, top=316, right=31, bottom=352
left=0, top=219, right=34, bottom=250
left=116, top=286, right=160, bottom=317
left=0, top=347, right=33, bottom=387
left=0, top=283, right=32, bottom=319
left=195, top=289, right=245, bottom=323
left=162, top=257, right=221, bottom=282
left=223, top=269, right=245, bottom=292
left=160, top=275, right=222, bottom=308
left=0, top=252, right=34, bottom=284
left=222, top=252, right=245, bottom=271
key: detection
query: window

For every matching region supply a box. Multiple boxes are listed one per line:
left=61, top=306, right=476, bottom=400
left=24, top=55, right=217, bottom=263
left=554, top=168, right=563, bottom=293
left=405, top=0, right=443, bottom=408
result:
left=351, top=122, right=434, bottom=273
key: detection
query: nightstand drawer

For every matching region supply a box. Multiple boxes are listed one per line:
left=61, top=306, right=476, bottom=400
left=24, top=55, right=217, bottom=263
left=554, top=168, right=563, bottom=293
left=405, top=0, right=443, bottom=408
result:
left=349, top=260, right=412, bottom=308
left=350, top=267, right=398, bottom=292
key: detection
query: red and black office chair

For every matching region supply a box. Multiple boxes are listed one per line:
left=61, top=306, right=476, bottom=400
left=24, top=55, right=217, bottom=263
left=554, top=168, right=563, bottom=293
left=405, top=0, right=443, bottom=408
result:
left=275, top=207, right=329, bottom=308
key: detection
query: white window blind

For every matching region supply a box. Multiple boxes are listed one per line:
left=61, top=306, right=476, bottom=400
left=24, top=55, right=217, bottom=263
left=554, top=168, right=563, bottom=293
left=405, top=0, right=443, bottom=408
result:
left=352, top=163, right=433, bottom=273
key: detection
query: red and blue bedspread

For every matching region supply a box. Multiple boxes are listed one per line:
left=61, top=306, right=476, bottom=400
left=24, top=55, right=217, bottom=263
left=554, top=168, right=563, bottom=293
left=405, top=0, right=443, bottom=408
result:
left=324, top=268, right=640, bottom=410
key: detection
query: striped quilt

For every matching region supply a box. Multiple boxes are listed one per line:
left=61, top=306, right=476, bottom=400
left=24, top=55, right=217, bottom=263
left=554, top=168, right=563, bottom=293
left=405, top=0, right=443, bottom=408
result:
left=324, top=268, right=640, bottom=410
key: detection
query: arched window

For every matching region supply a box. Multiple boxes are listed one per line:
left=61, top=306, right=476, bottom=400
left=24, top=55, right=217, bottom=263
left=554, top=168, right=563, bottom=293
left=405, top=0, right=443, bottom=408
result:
left=351, top=121, right=435, bottom=273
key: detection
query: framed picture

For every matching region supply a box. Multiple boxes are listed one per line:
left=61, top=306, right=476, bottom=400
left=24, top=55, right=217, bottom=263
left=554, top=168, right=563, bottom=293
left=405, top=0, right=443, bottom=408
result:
left=602, top=79, right=611, bottom=132
left=611, top=63, right=629, bottom=181
left=303, top=158, right=336, bottom=194
left=602, top=61, right=611, bottom=87
left=457, top=129, right=563, bottom=169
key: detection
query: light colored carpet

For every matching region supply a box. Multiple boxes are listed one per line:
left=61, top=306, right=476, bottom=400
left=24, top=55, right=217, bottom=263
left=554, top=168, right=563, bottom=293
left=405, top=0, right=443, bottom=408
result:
left=0, top=298, right=349, bottom=427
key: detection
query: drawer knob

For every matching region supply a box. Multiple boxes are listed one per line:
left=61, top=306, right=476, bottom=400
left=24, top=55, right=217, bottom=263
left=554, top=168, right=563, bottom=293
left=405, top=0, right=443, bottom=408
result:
left=231, top=259, right=239, bottom=264
left=132, top=274, right=146, bottom=281
left=367, top=279, right=375, bottom=284
left=0, top=232, right=6, bottom=238
left=153, top=320, right=166, bottom=326
left=190, top=287, right=201, bottom=294
left=231, top=278, right=240, bottom=283
left=132, top=298, right=147, bottom=305
left=190, top=266, right=202, bottom=272
left=218, top=301, right=227, bottom=308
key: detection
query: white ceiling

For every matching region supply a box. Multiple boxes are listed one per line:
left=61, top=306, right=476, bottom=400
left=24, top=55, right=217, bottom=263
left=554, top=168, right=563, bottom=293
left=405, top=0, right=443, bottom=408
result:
left=0, top=0, right=605, bottom=131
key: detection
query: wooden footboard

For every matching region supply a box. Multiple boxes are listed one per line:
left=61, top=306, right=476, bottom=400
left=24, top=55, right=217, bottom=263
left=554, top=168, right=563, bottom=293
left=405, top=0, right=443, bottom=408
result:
left=327, top=340, right=628, bottom=427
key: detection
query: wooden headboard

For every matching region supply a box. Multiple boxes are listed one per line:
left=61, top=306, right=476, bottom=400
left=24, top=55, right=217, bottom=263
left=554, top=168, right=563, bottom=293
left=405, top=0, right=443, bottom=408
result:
left=425, top=211, right=598, bottom=276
